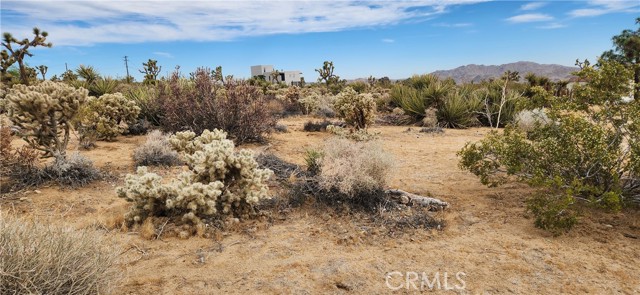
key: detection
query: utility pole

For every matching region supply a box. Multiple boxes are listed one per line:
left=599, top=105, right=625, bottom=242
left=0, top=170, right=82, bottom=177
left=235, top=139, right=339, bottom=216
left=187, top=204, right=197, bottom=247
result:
left=65, top=62, right=68, bottom=72
left=123, top=56, right=131, bottom=83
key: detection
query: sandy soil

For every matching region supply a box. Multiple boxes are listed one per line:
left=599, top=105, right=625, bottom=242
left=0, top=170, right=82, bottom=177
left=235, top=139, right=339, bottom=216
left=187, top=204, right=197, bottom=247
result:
left=2, top=116, right=639, bottom=294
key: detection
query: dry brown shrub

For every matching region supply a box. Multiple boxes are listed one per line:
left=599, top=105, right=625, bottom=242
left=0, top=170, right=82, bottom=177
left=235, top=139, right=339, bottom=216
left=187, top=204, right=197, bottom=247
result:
left=132, top=130, right=181, bottom=167
left=318, top=138, right=393, bottom=198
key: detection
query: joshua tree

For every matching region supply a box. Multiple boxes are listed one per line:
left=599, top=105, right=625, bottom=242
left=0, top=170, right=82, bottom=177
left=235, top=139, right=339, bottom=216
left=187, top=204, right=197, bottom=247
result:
left=139, top=59, right=162, bottom=85
left=1, top=27, right=52, bottom=85
left=37, top=65, right=48, bottom=80
left=315, top=61, right=340, bottom=86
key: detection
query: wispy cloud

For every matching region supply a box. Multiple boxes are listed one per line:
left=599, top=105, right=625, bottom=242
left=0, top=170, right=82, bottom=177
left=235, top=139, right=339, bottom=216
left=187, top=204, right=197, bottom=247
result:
left=433, top=22, right=473, bottom=28
left=153, top=51, right=173, bottom=58
left=506, top=13, right=553, bottom=23
left=537, top=23, right=567, bottom=29
left=1, top=1, right=488, bottom=46
left=568, top=0, right=640, bottom=17
left=520, top=2, right=547, bottom=11
left=381, top=38, right=395, bottom=43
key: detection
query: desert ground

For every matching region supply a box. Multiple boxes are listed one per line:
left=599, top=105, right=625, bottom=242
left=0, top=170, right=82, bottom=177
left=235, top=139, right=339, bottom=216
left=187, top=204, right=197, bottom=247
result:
left=2, top=116, right=639, bottom=294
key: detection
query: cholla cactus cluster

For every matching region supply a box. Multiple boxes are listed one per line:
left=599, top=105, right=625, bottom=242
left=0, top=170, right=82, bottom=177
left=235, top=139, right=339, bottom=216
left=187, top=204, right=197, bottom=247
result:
left=333, top=87, right=376, bottom=129
left=76, top=92, right=140, bottom=141
left=117, top=129, right=273, bottom=227
left=5, top=81, right=88, bottom=159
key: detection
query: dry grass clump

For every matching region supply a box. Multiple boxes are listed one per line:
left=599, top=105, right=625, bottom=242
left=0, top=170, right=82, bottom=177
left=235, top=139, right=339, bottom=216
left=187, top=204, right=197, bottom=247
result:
left=133, top=130, right=181, bottom=167
left=318, top=138, right=393, bottom=199
left=0, top=217, right=120, bottom=294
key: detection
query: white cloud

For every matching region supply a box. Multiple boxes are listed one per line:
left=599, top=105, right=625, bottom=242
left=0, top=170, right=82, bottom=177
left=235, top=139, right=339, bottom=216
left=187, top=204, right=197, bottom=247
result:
left=506, top=13, right=553, bottom=23
left=153, top=51, right=173, bottom=58
left=1, top=0, right=488, bottom=46
left=568, top=0, right=640, bottom=17
left=520, top=2, right=546, bottom=11
left=433, top=22, right=473, bottom=27
left=537, top=22, right=567, bottom=29
left=381, top=38, right=395, bottom=43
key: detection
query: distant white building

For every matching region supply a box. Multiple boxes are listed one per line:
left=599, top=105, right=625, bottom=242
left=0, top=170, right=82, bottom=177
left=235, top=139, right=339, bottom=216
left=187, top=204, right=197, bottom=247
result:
left=251, top=65, right=303, bottom=86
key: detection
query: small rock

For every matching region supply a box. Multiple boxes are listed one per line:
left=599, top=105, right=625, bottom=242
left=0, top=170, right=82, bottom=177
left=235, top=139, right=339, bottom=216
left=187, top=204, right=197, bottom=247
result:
left=34, top=190, right=41, bottom=194
left=19, top=197, right=29, bottom=201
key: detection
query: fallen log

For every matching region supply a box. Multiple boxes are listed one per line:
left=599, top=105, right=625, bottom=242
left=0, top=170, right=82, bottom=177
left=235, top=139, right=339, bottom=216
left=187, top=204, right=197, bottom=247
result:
left=385, top=189, right=449, bottom=210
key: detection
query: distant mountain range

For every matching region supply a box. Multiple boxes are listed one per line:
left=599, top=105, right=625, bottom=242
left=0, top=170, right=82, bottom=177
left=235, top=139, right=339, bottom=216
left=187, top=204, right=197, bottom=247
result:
left=431, top=61, right=578, bottom=83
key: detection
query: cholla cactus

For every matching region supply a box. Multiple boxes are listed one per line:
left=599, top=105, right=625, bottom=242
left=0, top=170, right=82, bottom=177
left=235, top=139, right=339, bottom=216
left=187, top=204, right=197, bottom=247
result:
left=76, top=92, right=140, bottom=141
left=5, top=81, right=87, bottom=160
left=333, top=87, right=376, bottom=129
left=117, top=129, right=273, bottom=228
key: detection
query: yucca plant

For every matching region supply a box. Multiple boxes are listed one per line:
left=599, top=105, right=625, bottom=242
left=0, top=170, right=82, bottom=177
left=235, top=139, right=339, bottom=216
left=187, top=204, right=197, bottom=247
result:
left=125, top=85, right=161, bottom=125
left=76, top=65, right=100, bottom=84
left=391, top=74, right=454, bottom=121
left=90, top=77, right=118, bottom=97
left=437, top=90, right=480, bottom=129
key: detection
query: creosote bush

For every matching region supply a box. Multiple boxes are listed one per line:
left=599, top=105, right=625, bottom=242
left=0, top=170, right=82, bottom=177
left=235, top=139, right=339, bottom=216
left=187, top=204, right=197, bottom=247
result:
left=5, top=81, right=87, bottom=161
left=458, top=59, right=640, bottom=234
left=75, top=92, right=140, bottom=141
left=333, top=87, right=376, bottom=129
left=0, top=217, right=120, bottom=294
left=117, top=129, right=273, bottom=233
left=133, top=130, right=181, bottom=167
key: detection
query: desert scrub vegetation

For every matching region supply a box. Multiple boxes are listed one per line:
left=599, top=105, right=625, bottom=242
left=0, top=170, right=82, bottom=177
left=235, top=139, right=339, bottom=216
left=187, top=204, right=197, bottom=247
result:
left=157, top=67, right=275, bottom=144
left=133, top=130, right=181, bottom=167
left=0, top=126, right=40, bottom=192
left=458, top=59, right=640, bottom=234
left=0, top=217, right=120, bottom=294
left=75, top=92, right=140, bottom=142
left=117, top=129, right=273, bottom=236
left=333, top=86, right=376, bottom=129
left=5, top=81, right=87, bottom=161
left=317, top=138, right=393, bottom=201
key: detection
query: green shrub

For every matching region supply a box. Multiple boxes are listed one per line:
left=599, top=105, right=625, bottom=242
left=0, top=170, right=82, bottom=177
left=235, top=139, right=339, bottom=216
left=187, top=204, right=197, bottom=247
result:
left=0, top=217, right=120, bottom=294
left=117, top=129, right=273, bottom=230
left=458, top=59, right=640, bottom=233
left=125, top=85, right=161, bottom=125
left=333, top=87, right=376, bottom=129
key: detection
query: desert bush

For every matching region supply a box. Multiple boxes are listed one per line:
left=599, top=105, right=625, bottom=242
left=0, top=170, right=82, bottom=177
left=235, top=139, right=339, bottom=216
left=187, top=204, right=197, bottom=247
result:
left=40, top=152, right=102, bottom=187
left=471, top=78, right=522, bottom=128
left=458, top=59, right=640, bottom=234
left=274, top=123, right=288, bottom=133
left=422, top=107, right=438, bottom=127
left=333, top=87, right=376, bottom=129
left=326, top=125, right=379, bottom=141
left=298, top=91, right=321, bottom=114
left=303, top=120, right=335, bottom=132
left=514, top=108, right=550, bottom=132
left=117, top=129, right=273, bottom=230
left=75, top=92, right=140, bottom=141
left=5, top=81, right=88, bottom=161
left=157, top=67, right=275, bottom=144
left=0, top=126, right=40, bottom=192
left=0, top=217, right=120, bottom=294
left=318, top=137, right=393, bottom=199
left=133, top=130, right=181, bottom=167
left=436, top=90, right=481, bottom=128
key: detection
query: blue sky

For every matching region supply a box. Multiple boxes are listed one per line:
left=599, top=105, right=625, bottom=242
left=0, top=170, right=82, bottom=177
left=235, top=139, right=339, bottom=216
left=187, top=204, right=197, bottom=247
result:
left=1, top=0, right=638, bottom=81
